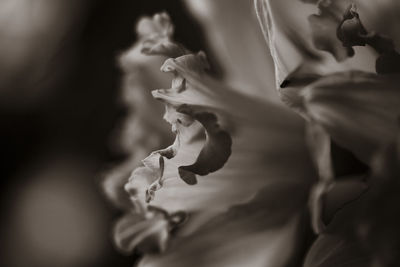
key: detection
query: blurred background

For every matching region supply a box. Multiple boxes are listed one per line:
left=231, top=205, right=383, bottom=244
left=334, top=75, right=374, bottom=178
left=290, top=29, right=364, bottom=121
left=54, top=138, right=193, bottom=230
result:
left=0, top=1, right=205, bottom=266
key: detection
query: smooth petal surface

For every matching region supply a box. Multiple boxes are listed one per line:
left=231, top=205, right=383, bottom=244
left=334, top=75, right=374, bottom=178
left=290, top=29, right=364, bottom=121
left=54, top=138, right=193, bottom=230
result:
left=301, top=71, right=400, bottom=163
left=140, top=181, right=309, bottom=267
left=184, top=0, right=277, bottom=100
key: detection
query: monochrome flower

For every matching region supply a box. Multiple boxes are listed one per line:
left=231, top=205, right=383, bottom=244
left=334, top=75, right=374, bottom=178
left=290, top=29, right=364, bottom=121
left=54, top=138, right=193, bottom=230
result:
left=104, top=5, right=316, bottom=266
left=103, top=1, right=400, bottom=266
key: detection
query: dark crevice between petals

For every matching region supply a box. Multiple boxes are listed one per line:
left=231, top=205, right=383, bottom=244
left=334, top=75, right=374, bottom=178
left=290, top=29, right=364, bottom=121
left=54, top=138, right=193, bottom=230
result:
left=337, top=4, right=400, bottom=74
left=306, top=124, right=369, bottom=234
left=176, top=105, right=232, bottom=185
left=353, top=132, right=400, bottom=266
left=151, top=52, right=232, bottom=185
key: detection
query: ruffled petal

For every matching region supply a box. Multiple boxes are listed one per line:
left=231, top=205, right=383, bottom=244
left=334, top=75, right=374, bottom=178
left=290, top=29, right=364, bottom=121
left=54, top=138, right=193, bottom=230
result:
left=121, top=51, right=315, bottom=251
left=254, top=0, right=375, bottom=104
left=125, top=50, right=315, bottom=222
left=336, top=4, right=400, bottom=74
left=113, top=11, right=315, bottom=261
left=301, top=71, right=400, bottom=164
left=102, top=15, right=174, bottom=209
left=308, top=0, right=355, bottom=61
left=137, top=12, right=187, bottom=58
left=176, top=106, right=232, bottom=185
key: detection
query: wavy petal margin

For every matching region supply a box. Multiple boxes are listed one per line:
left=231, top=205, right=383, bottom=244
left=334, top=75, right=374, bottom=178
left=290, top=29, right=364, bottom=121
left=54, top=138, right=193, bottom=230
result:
left=115, top=14, right=233, bottom=252
left=176, top=106, right=232, bottom=185
left=337, top=4, right=400, bottom=74
left=307, top=0, right=355, bottom=61
left=137, top=12, right=187, bottom=58
left=254, top=0, right=376, bottom=94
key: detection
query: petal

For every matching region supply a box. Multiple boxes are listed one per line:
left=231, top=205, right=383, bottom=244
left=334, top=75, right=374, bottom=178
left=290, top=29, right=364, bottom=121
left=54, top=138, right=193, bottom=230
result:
left=336, top=5, right=400, bottom=74
left=305, top=181, right=372, bottom=267
left=255, top=0, right=375, bottom=90
left=139, top=181, right=309, bottom=267
left=118, top=12, right=315, bottom=258
left=137, top=13, right=187, bottom=58
left=184, top=0, right=278, bottom=100
left=130, top=52, right=316, bottom=232
left=176, top=106, right=232, bottom=185
left=308, top=1, right=355, bottom=61
left=306, top=131, right=400, bottom=267
left=305, top=124, right=368, bottom=233
left=113, top=211, right=170, bottom=254
left=102, top=17, right=174, bottom=209
left=304, top=233, right=371, bottom=267
left=301, top=71, right=400, bottom=164
left=255, top=0, right=319, bottom=88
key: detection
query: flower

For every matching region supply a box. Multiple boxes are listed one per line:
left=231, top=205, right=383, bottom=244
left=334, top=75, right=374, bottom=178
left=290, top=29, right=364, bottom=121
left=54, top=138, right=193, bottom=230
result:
left=104, top=4, right=316, bottom=267
left=103, top=0, right=400, bottom=266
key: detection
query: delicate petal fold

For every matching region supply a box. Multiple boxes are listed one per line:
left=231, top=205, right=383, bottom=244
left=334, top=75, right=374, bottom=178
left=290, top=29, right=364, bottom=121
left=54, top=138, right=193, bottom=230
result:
left=124, top=49, right=315, bottom=224
left=308, top=0, right=355, bottom=61
left=255, top=0, right=319, bottom=87
left=255, top=0, right=375, bottom=97
left=337, top=4, right=400, bottom=74
left=111, top=10, right=316, bottom=264
left=305, top=128, right=400, bottom=267
left=301, top=71, right=400, bottom=163
left=176, top=106, right=232, bottom=185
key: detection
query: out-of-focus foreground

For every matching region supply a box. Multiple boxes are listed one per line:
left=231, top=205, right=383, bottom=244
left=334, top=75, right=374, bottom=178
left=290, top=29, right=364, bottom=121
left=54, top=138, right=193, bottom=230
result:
left=0, top=1, right=203, bottom=267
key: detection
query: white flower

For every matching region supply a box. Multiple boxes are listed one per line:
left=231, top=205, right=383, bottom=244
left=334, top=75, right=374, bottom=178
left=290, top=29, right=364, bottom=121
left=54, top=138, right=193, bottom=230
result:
left=104, top=5, right=316, bottom=267
left=103, top=0, right=400, bottom=266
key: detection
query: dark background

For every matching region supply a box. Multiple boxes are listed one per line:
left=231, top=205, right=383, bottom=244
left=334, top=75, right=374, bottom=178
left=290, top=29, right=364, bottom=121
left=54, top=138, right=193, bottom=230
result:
left=0, top=1, right=206, bottom=266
